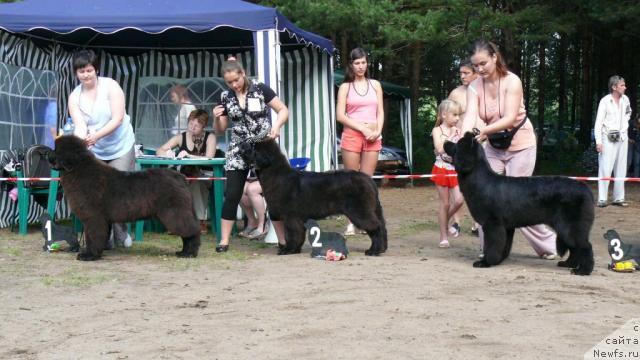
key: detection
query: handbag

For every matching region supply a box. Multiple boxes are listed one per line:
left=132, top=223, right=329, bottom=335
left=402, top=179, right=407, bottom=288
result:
left=607, top=130, right=621, bottom=142
left=482, top=78, right=527, bottom=150
left=487, top=118, right=527, bottom=149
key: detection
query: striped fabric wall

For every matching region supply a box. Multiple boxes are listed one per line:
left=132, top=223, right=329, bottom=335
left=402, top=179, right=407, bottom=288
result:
left=253, top=30, right=279, bottom=93
left=280, top=48, right=334, bottom=171
left=0, top=188, right=70, bottom=229
left=0, top=32, right=73, bottom=227
left=0, top=31, right=335, bottom=227
left=98, top=50, right=255, bottom=123
left=400, top=98, right=413, bottom=171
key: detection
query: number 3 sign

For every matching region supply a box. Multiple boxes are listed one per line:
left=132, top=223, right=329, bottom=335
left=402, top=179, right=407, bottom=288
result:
left=604, top=229, right=640, bottom=265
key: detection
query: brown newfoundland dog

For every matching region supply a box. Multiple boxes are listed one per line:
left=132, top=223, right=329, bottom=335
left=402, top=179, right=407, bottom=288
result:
left=49, top=135, right=201, bottom=260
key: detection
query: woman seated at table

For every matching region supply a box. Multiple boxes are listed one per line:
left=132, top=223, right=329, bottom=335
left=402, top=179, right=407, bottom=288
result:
left=156, top=109, right=216, bottom=232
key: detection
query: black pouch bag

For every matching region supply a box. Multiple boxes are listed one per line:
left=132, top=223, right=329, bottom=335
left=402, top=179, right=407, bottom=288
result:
left=487, top=118, right=527, bottom=150
left=607, top=130, right=621, bottom=142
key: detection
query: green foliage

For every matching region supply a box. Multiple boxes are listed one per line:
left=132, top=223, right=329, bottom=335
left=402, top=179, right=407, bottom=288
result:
left=261, top=0, right=639, bottom=171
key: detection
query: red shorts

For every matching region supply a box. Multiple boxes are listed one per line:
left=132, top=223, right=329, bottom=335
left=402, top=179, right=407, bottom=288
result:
left=341, top=128, right=382, bottom=153
left=430, top=164, right=458, bottom=188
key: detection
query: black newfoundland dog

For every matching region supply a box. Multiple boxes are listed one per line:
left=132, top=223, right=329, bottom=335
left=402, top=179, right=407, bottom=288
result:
left=241, top=139, right=387, bottom=256
left=49, top=135, right=201, bottom=260
left=444, top=132, right=594, bottom=275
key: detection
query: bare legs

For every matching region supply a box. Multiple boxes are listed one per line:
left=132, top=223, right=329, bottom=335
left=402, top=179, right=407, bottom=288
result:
left=436, top=185, right=464, bottom=247
left=342, top=150, right=378, bottom=233
left=239, top=181, right=266, bottom=233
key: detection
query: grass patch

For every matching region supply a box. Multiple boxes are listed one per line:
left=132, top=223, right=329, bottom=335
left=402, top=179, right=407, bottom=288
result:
left=1, top=246, right=22, bottom=257
left=393, top=220, right=439, bottom=236
left=41, top=267, right=113, bottom=287
left=163, top=256, right=211, bottom=271
left=112, top=233, right=183, bottom=257
left=109, top=232, right=253, bottom=267
left=236, top=237, right=273, bottom=251
left=210, top=248, right=250, bottom=261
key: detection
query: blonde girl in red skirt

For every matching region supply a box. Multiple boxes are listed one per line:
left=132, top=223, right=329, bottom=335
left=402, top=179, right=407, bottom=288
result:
left=431, top=99, right=465, bottom=248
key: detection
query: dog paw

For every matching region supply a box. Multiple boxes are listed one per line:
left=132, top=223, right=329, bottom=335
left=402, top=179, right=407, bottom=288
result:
left=557, top=260, right=572, bottom=268
left=277, top=245, right=296, bottom=255
left=472, top=260, right=491, bottom=268
left=175, top=251, right=197, bottom=258
left=77, top=252, right=99, bottom=261
left=364, top=248, right=381, bottom=256
left=571, top=267, right=592, bottom=276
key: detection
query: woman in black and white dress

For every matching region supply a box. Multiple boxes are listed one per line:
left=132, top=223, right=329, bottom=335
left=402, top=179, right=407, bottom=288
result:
left=211, top=56, right=289, bottom=253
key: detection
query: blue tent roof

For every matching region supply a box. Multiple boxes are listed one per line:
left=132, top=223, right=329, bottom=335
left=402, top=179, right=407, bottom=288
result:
left=0, top=0, right=334, bottom=54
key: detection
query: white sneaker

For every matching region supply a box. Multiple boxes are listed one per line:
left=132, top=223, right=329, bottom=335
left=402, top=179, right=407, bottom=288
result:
left=123, top=233, right=133, bottom=248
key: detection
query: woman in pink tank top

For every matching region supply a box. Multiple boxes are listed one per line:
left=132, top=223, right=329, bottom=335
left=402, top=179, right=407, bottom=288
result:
left=336, top=47, right=384, bottom=236
left=462, top=39, right=557, bottom=259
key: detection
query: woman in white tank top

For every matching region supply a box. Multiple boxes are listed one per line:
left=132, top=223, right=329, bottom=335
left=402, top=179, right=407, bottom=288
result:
left=67, top=49, right=136, bottom=249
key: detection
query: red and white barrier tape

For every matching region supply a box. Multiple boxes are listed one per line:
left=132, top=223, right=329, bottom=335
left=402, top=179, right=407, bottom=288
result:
left=4, top=175, right=640, bottom=182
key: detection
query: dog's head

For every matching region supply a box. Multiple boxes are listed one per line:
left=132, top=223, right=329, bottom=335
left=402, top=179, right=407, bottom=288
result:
left=239, top=139, right=289, bottom=170
left=49, top=135, right=94, bottom=172
left=443, top=132, right=483, bottom=175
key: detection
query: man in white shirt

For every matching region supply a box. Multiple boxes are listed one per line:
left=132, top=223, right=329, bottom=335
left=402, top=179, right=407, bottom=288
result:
left=594, top=75, right=633, bottom=207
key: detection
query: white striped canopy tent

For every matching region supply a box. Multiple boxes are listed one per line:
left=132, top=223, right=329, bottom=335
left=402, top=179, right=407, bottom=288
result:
left=0, top=0, right=336, bottom=228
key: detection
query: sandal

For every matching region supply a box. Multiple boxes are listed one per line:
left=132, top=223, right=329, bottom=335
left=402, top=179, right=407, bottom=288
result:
left=215, top=245, right=229, bottom=253
left=540, top=253, right=556, bottom=260
left=612, top=201, right=628, bottom=207
left=238, top=227, right=257, bottom=238
left=438, top=239, right=450, bottom=248
left=448, top=223, right=461, bottom=237
left=247, top=225, right=269, bottom=240
left=597, top=201, right=608, bottom=208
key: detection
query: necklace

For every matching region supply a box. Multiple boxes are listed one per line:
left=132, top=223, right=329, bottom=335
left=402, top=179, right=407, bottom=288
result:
left=440, top=125, right=458, bottom=141
left=352, top=79, right=369, bottom=97
left=192, top=133, right=204, bottom=149
left=482, top=77, right=501, bottom=120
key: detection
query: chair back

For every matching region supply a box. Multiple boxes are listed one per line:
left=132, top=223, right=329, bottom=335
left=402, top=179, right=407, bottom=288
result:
left=23, top=145, right=53, bottom=189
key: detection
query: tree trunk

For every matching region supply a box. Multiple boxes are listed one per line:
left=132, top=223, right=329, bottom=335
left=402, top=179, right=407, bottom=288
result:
left=340, top=31, right=348, bottom=69
left=570, top=39, right=581, bottom=129
left=557, top=33, right=567, bottom=130
left=537, top=41, right=546, bottom=145
left=626, top=40, right=638, bottom=115
left=409, top=42, right=422, bottom=136
left=501, top=1, right=521, bottom=76
left=522, top=41, right=531, bottom=116
left=579, top=28, right=594, bottom=147
left=503, top=28, right=521, bottom=76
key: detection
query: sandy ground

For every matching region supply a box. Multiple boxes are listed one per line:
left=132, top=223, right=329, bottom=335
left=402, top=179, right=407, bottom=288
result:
left=1, top=183, right=639, bottom=360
